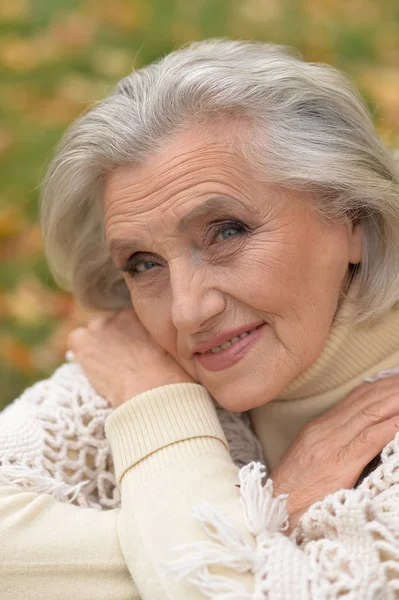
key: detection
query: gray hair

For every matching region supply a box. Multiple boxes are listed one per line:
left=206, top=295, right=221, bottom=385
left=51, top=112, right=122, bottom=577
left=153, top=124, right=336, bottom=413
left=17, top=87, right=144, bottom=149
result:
left=40, top=39, right=399, bottom=322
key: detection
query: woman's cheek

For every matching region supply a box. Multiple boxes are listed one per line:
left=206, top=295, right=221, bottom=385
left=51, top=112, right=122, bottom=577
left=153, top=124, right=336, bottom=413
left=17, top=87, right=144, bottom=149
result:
left=127, top=289, right=157, bottom=332
left=127, top=282, right=185, bottom=367
left=133, top=302, right=175, bottom=352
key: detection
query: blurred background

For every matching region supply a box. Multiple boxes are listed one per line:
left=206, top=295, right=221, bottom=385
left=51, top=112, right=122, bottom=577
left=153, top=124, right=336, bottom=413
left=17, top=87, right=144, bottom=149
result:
left=0, top=0, right=398, bottom=409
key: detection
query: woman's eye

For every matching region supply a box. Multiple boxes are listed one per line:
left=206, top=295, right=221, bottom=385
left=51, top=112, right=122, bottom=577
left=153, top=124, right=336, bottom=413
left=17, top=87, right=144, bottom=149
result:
left=122, top=257, right=160, bottom=275
left=214, top=223, right=246, bottom=242
left=134, top=260, right=159, bottom=273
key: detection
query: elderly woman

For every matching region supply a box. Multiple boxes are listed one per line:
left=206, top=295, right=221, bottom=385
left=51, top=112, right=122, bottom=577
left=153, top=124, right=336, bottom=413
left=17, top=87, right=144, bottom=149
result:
left=1, top=39, right=399, bottom=599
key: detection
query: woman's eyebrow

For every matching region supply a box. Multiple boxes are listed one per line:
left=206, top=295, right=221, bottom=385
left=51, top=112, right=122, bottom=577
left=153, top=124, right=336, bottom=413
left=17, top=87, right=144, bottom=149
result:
left=178, top=195, right=243, bottom=232
left=108, top=195, right=245, bottom=258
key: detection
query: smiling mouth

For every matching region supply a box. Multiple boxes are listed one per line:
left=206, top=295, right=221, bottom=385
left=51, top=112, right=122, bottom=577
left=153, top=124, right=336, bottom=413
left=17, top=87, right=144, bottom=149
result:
left=200, top=325, right=262, bottom=354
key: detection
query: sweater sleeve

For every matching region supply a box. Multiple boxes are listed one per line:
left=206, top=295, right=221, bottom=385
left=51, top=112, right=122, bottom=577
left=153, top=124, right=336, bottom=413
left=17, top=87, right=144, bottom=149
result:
left=0, top=363, right=139, bottom=600
left=104, top=383, right=399, bottom=600
left=0, top=485, right=139, bottom=600
left=0, top=363, right=263, bottom=600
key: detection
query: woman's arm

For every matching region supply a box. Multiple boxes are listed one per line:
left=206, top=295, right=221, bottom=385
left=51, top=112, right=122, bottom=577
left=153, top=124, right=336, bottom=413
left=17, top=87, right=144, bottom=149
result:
left=0, top=363, right=139, bottom=600
left=0, top=343, right=262, bottom=600
left=105, top=384, right=256, bottom=599
left=67, top=309, right=399, bottom=598
left=105, top=382, right=399, bottom=599
left=0, top=485, right=139, bottom=600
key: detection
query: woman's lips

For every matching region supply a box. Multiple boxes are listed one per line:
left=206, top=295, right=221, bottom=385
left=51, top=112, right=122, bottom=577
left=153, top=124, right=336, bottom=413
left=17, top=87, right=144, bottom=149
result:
left=194, top=323, right=266, bottom=371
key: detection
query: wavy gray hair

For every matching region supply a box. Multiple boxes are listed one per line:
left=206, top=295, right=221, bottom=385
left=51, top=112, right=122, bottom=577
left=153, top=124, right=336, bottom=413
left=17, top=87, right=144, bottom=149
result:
left=40, top=39, right=399, bottom=322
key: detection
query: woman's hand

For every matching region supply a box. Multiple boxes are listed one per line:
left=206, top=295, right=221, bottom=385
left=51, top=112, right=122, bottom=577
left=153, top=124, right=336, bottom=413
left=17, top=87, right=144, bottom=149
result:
left=67, top=309, right=195, bottom=408
left=270, top=375, right=399, bottom=532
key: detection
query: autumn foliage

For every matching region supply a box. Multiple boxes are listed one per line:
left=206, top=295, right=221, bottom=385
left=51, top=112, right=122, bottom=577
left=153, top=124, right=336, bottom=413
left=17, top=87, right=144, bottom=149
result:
left=0, top=0, right=398, bottom=408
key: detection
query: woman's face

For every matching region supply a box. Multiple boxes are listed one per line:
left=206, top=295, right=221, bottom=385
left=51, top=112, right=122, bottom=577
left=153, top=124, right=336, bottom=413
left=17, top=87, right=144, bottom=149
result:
left=104, top=126, right=362, bottom=411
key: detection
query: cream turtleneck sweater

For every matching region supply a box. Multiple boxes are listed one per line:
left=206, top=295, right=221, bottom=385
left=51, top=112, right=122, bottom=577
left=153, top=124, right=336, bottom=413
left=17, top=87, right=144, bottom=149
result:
left=250, top=294, right=399, bottom=470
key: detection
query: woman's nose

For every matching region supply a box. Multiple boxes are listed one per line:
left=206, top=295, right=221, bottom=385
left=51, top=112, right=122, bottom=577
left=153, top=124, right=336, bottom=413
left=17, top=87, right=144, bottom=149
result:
left=170, top=263, right=226, bottom=333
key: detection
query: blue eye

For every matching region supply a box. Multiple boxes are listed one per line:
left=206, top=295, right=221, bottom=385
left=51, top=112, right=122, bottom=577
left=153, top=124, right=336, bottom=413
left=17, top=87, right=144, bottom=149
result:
left=214, top=223, right=245, bottom=242
left=134, top=260, right=158, bottom=273
left=122, top=257, right=160, bottom=275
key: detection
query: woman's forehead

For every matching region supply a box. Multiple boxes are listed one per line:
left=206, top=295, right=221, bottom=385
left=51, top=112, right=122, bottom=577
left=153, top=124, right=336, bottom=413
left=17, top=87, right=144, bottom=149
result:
left=102, top=137, right=266, bottom=262
left=103, top=136, right=257, bottom=224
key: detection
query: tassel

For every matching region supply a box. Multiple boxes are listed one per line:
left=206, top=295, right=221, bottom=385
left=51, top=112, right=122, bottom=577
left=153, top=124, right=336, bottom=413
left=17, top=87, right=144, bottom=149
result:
left=161, top=461, right=289, bottom=597
left=188, top=567, right=253, bottom=599
left=160, top=501, right=254, bottom=580
left=238, top=462, right=289, bottom=535
left=0, top=464, right=90, bottom=505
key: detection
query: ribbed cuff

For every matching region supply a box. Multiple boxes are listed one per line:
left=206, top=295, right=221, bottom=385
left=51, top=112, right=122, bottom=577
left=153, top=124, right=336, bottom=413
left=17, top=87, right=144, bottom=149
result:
left=104, top=383, right=228, bottom=487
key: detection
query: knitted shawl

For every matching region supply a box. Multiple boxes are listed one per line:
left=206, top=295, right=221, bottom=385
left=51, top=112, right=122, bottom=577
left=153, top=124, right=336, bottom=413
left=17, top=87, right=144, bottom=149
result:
left=2, top=361, right=399, bottom=598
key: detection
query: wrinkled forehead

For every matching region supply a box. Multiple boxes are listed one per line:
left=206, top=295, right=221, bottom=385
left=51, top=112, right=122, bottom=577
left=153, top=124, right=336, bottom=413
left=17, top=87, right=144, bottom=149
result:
left=103, top=127, right=252, bottom=211
left=102, top=130, right=262, bottom=245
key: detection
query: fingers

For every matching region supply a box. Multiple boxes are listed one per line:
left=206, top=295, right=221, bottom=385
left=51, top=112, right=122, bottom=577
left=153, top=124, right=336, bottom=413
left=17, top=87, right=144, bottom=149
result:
left=341, top=392, right=399, bottom=438
left=88, top=308, right=138, bottom=330
left=343, top=415, right=399, bottom=471
left=321, top=375, right=399, bottom=428
left=275, top=374, right=399, bottom=503
left=67, top=308, right=146, bottom=356
left=318, top=378, right=399, bottom=464
left=341, top=375, right=399, bottom=409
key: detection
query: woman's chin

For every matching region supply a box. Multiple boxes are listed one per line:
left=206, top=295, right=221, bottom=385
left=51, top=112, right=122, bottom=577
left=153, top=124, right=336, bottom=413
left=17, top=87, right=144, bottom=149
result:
left=205, top=382, right=266, bottom=413
left=186, top=355, right=280, bottom=412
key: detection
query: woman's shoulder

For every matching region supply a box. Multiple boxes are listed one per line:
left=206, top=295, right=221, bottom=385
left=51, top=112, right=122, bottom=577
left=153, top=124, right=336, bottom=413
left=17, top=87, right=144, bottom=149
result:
left=1, top=362, right=113, bottom=460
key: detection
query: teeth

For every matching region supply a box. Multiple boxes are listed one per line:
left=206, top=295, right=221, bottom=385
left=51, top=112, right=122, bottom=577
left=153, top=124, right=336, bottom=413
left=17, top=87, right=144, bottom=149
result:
left=220, top=341, right=232, bottom=350
left=206, top=327, right=259, bottom=354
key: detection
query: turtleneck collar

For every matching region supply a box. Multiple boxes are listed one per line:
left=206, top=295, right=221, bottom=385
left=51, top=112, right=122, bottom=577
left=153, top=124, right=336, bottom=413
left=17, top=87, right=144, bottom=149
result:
left=249, top=282, right=399, bottom=470
left=278, top=284, right=399, bottom=400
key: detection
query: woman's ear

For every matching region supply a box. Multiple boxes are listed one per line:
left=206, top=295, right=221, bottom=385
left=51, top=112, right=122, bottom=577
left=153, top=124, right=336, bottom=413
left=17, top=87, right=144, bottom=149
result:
left=348, top=219, right=363, bottom=265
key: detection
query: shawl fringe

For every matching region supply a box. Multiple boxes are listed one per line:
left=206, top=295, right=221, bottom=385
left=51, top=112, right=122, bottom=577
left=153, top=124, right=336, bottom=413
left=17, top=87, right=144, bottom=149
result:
left=160, top=461, right=288, bottom=598
left=0, top=463, right=90, bottom=505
